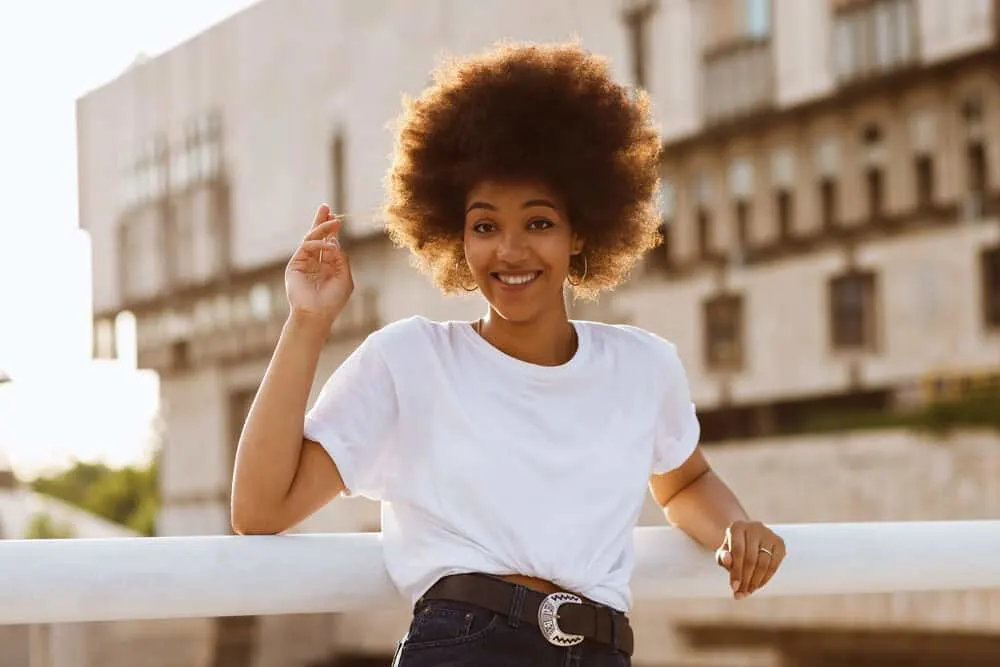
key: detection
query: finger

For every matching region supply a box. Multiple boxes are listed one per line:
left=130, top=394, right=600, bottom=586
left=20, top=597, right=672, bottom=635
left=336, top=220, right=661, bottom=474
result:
left=757, top=540, right=786, bottom=591
left=297, top=239, right=340, bottom=255
left=291, top=240, right=342, bottom=267
left=311, top=204, right=331, bottom=228
left=748, top=543, right=772, bottom=594
left=304, top=217, right=342, bottom=243
left=740, top=531, right=761, bottom=598
left=727, top=526, right=745, bottom=596
left=715, top=529, right=733, bottom=569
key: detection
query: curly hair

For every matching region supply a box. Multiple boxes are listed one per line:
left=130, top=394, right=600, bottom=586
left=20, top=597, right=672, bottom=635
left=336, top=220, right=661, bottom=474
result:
left=383, top=41, right=663, bottom=299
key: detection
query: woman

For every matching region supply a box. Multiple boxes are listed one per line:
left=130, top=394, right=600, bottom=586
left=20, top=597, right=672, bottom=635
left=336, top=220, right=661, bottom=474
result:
left=232, top=42, right=786, bottom=666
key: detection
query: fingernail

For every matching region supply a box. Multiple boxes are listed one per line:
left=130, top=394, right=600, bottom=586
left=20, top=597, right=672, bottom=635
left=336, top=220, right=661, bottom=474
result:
left=731, top=580, right=740, bottom=592
left=735, top=592, right=746, bottom=601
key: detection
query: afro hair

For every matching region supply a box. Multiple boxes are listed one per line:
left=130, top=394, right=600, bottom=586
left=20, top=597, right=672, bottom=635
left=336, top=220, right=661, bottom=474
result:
left=383, top=41, right=663, bottom=299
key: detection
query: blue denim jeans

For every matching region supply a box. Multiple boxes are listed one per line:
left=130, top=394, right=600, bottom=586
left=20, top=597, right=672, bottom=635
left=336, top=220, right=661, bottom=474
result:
left=393, top=597, right=631, bottom=667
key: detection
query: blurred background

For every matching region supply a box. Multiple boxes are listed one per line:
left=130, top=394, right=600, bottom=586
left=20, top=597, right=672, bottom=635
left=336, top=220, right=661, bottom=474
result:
left=1, top=0, right=999, bottom=665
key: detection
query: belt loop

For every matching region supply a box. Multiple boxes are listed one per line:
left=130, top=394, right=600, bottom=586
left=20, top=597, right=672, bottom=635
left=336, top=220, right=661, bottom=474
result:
left=610, top=611, right=619, bottom=651
left=507, top=585, right=526, bottom=628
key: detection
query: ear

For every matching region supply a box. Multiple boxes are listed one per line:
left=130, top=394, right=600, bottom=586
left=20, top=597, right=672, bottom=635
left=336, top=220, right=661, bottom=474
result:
left=570, top=233, right=585, bottom=256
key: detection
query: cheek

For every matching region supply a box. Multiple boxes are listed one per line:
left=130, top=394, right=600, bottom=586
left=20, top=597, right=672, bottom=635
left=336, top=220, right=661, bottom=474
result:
left=463, top=236, right=492, bottom=274
left=536, top=236, right=574, bottom=273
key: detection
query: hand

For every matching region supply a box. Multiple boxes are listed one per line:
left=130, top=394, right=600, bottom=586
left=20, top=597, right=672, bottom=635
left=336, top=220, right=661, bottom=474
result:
left=285, top=204, right=354, bottom=327
left=715, top=520, right=786, bottom=600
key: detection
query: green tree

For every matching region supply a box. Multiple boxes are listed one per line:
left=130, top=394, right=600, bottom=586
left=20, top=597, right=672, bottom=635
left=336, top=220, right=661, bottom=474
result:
left=30, top=454, right=160, bottom=536
left=24, top=512, right=75, bottom=539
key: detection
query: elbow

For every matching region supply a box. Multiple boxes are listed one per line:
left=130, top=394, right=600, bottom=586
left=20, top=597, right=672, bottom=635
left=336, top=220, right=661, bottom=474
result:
left=230, top=498, right=284, bottom=536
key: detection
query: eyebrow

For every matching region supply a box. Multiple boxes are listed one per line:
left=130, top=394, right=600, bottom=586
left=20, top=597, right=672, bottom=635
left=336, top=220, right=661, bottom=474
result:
left=464, top=199, right=560, bottom=215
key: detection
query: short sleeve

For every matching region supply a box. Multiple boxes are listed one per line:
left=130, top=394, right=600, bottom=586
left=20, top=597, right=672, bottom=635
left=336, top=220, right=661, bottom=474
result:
left=303, top=336, right=398, bottom=499
left=651, top=342, right=701, bottom=475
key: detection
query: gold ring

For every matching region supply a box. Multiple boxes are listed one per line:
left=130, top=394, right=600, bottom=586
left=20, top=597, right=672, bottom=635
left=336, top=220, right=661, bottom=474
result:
left=759, top=546, right=774, bottom=557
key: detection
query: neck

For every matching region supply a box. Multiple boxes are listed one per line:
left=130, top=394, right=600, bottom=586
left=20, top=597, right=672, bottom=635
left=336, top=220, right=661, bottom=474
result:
left=478, top=303, right=578, bottom=367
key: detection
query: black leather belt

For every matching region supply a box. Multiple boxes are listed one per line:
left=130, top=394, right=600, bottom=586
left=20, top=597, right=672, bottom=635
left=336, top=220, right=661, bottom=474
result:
left=421, top=574, right=634, bottom=656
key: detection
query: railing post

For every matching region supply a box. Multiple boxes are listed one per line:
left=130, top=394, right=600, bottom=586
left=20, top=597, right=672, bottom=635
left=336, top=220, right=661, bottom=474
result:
left=28, top=624, right=51, bottom=667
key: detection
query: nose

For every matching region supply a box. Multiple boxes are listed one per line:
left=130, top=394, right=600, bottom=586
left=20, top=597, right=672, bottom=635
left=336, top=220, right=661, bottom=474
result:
left=496, top=229, right=529, bottom=263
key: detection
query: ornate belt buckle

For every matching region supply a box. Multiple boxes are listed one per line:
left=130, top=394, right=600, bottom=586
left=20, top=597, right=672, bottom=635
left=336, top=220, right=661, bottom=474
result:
left=537, top=592, right=585, bottom=647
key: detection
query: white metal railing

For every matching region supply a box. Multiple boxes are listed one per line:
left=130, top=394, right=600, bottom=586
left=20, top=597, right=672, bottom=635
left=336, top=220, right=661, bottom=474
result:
left=2, top=521, right=1000, bottom=625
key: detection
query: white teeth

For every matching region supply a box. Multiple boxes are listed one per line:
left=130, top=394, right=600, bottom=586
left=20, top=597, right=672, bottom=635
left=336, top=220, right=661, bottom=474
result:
left=496, top=272, right=539, bottom=285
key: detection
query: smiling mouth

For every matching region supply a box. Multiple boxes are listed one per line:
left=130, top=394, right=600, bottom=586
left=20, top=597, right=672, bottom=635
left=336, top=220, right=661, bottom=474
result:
left=491, top=271, right=542, bottom=287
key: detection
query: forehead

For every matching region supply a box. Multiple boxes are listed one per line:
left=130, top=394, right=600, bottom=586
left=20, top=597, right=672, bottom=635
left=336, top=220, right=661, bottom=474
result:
left=465, top=179, right=564, bottom=208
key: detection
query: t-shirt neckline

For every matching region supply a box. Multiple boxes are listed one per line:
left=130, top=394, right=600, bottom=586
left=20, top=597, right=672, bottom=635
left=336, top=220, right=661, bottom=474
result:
left=455, top=318, right=591, bottom=379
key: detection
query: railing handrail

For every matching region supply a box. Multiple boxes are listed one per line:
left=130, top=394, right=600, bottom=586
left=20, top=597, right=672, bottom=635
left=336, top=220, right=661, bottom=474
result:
left=2, top=520, right=999, bottom=625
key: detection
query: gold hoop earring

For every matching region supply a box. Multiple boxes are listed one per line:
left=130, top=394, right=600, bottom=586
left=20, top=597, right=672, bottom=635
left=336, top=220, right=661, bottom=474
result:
left=457, top=260, right=478, bottom=291
left=567, top=254, right=588, bottom=287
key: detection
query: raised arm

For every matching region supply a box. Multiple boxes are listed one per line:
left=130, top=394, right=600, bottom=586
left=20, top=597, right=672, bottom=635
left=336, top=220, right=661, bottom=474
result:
left=231, top=204, right=353, bottom=535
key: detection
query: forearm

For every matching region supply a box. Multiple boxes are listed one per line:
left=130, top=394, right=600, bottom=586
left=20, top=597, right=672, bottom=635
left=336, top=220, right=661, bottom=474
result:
left=231, top=312, right=330, bottom=517
left=662, top=470, right=749, bottom=550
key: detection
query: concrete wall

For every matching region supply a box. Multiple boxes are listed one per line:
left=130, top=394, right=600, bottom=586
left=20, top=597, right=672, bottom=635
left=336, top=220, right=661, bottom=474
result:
left=617, top=221, right=1000, bottom=406
left=77, top=0, right=634, bottom=315
left=918, top=0, right=998, bottom=63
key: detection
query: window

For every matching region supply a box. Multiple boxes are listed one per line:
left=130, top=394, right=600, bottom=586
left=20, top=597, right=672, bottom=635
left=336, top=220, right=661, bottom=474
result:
left=175, top=112, right=222, bottom=192
left=653, top=182, right=675, bottom=270
left=820, top=178, right=838, bottom=230
left=701, top=0, right=774, bottom=123
left=914, top=155, right=934, bottom=209
left=829, top=271, right=877, bottom=350
left=866, top=168, right=885, bottom=219
left=168, top=204, right=195, bottom=285
left=119, top=209, right=168, bottom=301
left=832, top=0, right=917, bottom=84
left=657, top=181, right=675, bottom=222
left=775, top=189, right=794, bottom=240
left=656, top=222, right=673, bottom=270
left=982, top=248, right=1000, bottom=329
left=248, top=284, right=273, bottom=320
left=833, top=17, right=855, bottom=80
left=961, top=94, right=989, bottom=197
left=968, top=141, right=988, bottom=194
left=697, top=209, right=713, bottom=259
left=703, top=0, right=773, bottom=50
left=730, top=158, right=753, bottom=251
left=746, top=0, right=771, bottom=37
left=623, top=0, right=656, bottom=89
left=873, top=0, right=895, bottom=69
left=330, top=132, right=347, bottom=215
left=862, top=125, right=885, bottom=220
left=122, top=137, right=167, bottom=209
left=735, top=200, right=751, bottom=250
left=704, top=294, right=744, bottom=370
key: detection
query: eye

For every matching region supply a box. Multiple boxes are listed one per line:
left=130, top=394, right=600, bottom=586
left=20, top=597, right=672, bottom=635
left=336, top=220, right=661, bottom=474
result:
left=527, top=218, right=554, bottom=230
left=471, top=220, right=497, bottom=234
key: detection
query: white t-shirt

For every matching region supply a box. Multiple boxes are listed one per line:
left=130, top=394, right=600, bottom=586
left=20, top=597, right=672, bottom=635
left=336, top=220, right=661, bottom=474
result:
left=303, top=316, right=700, bottom=611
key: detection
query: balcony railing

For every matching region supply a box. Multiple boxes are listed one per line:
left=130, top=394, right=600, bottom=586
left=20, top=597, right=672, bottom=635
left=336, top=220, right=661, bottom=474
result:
left=134, top=287, right=380, bottom=375
left=833, top=0, right=919, bottom=86
left=2, top=521, right=999, bottom=625
left=702, top=37, right=775, bottom=125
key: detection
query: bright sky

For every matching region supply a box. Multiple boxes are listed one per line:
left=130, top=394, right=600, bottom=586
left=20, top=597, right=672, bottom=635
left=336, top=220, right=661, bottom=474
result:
left=0, top=0, right=260, bottom=478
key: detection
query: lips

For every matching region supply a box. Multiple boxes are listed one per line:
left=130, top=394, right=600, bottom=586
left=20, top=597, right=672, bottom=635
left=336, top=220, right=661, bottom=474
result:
left=491, top=271, right=542, bottom=287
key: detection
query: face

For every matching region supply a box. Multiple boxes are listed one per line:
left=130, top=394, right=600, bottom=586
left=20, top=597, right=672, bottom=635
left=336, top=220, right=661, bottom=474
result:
left=463, top=179, right=583, bottom=323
